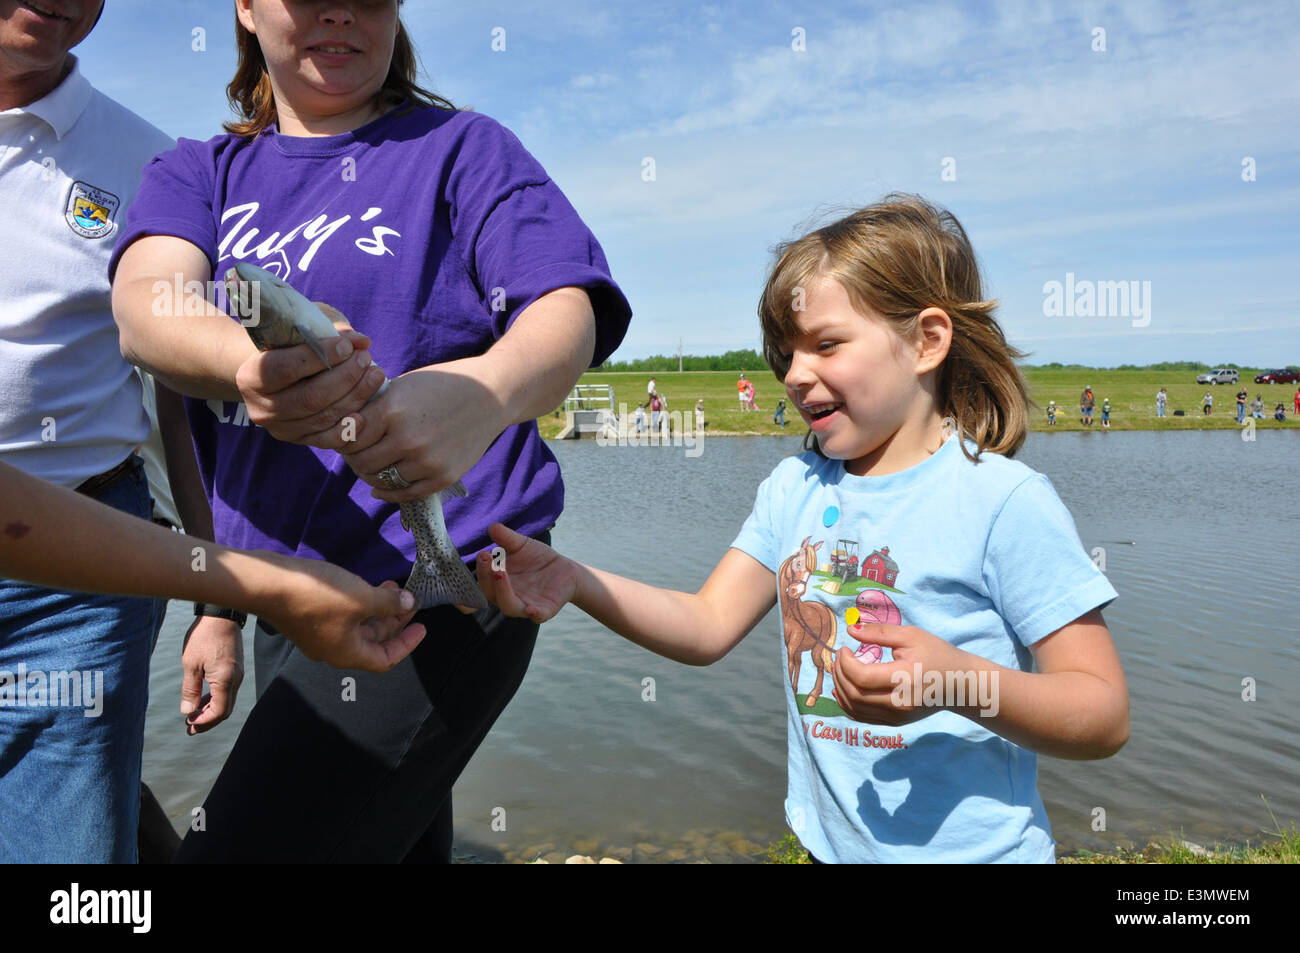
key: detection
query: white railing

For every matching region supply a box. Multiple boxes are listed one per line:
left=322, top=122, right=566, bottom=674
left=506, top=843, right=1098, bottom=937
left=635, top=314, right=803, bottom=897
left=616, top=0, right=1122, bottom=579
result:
left=563, top=384, right=616, bottom=412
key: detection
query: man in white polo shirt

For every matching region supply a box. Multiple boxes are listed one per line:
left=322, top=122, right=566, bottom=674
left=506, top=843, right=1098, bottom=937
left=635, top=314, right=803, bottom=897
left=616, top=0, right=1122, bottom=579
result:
left=0, top=0, right=212, bottom=862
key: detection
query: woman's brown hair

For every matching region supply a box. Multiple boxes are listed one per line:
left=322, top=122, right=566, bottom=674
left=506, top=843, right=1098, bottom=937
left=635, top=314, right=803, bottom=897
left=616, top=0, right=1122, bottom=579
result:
left=758, top=194, right=1031, bottom=461
left=224, top=1, right=456, bottom=137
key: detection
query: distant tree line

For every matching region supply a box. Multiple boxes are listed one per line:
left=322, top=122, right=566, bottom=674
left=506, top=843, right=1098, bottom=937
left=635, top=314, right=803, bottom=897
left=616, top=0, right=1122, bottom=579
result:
left=596, top=355, right=1291, bottom=373
left=1032, top=361, right=1295, bottom=371
left=598, top=349, right=767, bottom=372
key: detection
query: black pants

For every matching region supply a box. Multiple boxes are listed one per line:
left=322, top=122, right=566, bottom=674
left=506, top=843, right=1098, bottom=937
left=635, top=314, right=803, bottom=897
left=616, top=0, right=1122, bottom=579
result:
left=174, top=599, right=539, bottom=863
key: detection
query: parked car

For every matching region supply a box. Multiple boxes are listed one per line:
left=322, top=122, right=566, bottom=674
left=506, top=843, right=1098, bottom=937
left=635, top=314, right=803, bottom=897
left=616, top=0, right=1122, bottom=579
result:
left=1196, top=368, right=1239, bottom=384
left=1254, top=368, right=1300, bottom=384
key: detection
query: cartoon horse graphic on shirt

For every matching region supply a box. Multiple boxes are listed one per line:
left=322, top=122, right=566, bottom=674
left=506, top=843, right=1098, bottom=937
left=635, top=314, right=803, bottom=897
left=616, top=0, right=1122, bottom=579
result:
left=779, top=537, right=838, bottom=707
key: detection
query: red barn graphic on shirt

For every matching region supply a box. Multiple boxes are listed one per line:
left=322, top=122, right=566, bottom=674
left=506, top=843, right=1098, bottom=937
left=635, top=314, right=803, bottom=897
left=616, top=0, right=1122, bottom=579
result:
left=862, top=546, right=899, bottom=586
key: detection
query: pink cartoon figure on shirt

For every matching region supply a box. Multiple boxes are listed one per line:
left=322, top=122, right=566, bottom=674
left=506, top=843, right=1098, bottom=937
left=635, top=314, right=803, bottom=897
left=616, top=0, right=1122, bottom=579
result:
left=846, top=589, right=900, bottom=664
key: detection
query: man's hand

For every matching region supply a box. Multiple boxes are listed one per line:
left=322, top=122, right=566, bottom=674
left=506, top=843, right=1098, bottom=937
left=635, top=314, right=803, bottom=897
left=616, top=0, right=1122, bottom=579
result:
left=180, top=615, right=245, bottom=735
left=251, top=556, right=427, bottom=671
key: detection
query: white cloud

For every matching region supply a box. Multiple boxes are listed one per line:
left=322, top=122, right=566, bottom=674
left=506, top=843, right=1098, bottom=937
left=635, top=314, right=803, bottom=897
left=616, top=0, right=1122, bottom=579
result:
left=571, top=72, right=618, bottom=90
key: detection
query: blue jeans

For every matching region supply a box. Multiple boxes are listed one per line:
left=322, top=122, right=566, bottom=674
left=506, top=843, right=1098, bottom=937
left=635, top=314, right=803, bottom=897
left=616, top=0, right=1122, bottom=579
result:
left=0, top=457, right=164, bottom=862
left=1236, top=405, right=1246, bottom=423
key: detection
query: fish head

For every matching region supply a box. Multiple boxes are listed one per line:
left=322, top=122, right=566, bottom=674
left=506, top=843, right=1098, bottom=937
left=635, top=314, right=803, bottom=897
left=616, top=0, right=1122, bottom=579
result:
left=225, top=262, right=339, bottom=372
left=854, top=588, right=901, bottom=626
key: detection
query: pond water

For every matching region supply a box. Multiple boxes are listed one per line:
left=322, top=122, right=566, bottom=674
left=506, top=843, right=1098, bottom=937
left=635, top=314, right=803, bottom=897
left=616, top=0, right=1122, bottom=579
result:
left=142, top=428, right=1300, bottom=861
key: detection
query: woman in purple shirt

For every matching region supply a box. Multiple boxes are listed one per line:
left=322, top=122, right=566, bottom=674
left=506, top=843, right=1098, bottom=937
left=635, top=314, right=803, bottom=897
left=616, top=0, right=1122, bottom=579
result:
left=111, top=0, right=630, bottom=861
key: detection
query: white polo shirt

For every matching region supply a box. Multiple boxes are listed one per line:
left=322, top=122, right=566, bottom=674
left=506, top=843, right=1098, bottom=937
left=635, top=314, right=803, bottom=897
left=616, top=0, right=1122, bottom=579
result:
left=0, top=57, right=173, bottom=490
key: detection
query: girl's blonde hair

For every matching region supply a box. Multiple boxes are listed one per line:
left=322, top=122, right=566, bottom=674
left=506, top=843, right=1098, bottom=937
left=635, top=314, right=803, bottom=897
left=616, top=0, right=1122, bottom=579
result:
left=759, top=194, right=1030, bottom=460
left=224, top=1, right=457, bottom=137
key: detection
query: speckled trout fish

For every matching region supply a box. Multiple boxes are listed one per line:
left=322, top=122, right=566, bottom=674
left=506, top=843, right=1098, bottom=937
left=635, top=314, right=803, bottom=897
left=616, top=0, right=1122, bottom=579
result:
left=225, top=262, right=488, bottom=611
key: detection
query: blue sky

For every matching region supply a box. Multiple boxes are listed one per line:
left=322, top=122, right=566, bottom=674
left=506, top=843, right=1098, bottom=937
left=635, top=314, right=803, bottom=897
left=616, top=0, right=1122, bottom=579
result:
left=79, top=1, right=1299, bottom=366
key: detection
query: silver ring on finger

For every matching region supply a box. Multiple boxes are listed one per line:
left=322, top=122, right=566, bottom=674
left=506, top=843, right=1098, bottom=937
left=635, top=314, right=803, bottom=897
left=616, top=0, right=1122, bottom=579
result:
left=378, top=464, right=411, bottom=490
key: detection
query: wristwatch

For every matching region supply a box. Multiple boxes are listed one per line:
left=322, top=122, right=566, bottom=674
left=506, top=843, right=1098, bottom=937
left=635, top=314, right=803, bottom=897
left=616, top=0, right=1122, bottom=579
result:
left=193, top=603, right=248, bottom=628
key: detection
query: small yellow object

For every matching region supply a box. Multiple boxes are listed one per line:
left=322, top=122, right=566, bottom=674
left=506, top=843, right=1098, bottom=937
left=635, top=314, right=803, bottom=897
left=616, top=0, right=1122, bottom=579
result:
left=846, top=606, right=860, bottom=626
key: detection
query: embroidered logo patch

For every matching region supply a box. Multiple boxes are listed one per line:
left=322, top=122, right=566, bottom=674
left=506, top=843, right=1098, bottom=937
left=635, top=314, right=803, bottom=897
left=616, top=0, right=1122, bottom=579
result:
left=65, top=180, right=120, bottom=239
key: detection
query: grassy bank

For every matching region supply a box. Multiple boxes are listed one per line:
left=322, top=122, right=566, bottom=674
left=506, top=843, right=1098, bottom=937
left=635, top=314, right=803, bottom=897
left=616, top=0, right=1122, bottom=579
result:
left=537, top=369, right=1300, bottom=439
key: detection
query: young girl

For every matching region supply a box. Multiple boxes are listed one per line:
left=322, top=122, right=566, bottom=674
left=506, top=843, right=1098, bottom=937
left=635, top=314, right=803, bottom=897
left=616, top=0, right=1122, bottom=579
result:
left=477, top=195, right=1129, bottom=863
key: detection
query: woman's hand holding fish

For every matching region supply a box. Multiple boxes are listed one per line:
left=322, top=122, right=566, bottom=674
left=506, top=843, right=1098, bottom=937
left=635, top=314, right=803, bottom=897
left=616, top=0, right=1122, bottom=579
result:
left=341, top=362, right=503, bottom=503
left=476, top=523, right=580, bottom=623
left=236, top=329, right=388, bottom=447
left=339, top=287, right=597, bottom=501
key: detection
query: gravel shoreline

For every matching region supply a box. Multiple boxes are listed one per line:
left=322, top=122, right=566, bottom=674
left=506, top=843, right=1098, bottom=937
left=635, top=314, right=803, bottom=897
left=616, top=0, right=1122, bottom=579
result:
left=453, top=829, right=772, bottom=864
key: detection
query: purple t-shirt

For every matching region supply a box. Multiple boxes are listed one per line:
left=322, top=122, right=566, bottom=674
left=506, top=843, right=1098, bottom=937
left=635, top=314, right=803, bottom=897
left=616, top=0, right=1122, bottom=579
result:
left=110, top=104, right=630, bottom=583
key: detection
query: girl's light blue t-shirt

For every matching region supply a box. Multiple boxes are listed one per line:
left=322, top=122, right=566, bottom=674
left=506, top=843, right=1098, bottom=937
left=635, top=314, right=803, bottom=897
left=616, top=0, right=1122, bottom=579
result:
left=730, top=434, right=1118, bottom=863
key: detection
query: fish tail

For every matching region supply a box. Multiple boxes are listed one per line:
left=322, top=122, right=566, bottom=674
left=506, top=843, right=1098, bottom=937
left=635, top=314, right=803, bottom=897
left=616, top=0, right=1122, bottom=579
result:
left=405, top=556, right=488, bottom=611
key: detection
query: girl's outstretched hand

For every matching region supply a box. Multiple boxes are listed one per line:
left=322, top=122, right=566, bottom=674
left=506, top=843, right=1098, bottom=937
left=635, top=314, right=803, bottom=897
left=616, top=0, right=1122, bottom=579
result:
left=831, top=622, right=980, bottom=727
left=477, top=523, right=580, bottom=623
